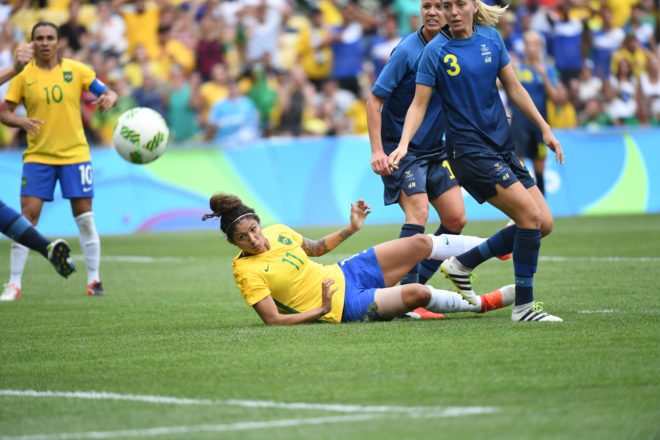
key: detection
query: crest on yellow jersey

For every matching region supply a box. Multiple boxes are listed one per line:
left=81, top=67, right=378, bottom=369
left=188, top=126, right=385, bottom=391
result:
left=63, top=71, right=73, bottom=83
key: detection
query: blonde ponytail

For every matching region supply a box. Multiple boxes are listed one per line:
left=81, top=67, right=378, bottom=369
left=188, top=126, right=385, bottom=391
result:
left=474, top=0, right=508, bottom=27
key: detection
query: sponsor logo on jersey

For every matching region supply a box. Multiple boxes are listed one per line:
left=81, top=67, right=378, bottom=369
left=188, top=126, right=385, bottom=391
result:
left=481, top=44, right=492, bottom=64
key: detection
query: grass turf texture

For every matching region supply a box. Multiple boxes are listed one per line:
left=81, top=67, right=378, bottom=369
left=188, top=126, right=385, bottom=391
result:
left=0, top=214, right=658, bottom=439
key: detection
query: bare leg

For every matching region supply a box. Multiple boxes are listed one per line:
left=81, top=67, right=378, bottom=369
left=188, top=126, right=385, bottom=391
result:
left=372, top=235, right=432, bottom=287
left=430, top=185, right=466, bottom=233
left=527, top=185, right=553, bottom=237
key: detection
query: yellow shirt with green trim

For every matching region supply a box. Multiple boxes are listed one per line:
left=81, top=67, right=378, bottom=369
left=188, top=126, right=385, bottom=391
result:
left=232, top=224, right=346, bottom=323
left=5, top=59, right=96, bottom=165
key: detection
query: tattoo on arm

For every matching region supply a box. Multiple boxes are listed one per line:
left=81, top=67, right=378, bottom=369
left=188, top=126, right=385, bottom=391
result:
left=302, top=228, right=355, bottom=257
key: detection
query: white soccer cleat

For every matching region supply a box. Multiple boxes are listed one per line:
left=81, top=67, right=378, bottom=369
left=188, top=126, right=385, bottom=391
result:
left=440, top=256, right=477, bottom=305
left=511, top=302, right=563, bottom=322
left=0, top=283, right=21, bottom=301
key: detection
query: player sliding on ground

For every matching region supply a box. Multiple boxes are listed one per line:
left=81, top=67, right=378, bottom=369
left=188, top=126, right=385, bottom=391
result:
left=203, top=194, right=514, bottom=325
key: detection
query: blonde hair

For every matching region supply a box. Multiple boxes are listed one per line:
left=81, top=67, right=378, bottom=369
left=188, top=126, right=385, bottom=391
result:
left=474, top=0, right=508, bottom=27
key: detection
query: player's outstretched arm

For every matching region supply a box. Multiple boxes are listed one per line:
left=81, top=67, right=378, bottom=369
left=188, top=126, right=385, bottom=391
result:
left=499, top=63, right=564, bottom=164
left=388, top=83, right=432, bottom=171
left=366, top=93, right=390, bottom=176
left=253, top=279, right=337, bottom=325
left=301, top=200, right=371, bottom=257
left=93, top=88, right=118, bottom=113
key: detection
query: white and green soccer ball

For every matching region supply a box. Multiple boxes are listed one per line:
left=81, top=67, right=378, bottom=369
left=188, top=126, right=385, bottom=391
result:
left=113, top=107, right=169, bottom=164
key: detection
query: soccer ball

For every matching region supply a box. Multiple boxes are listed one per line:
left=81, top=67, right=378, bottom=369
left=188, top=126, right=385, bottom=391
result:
left=113, top=107, right=169, bottom=164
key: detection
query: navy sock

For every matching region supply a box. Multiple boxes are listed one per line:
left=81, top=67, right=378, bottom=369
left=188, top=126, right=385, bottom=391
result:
left=399, top=223, right=425, bottom=284
left=535, top=170, right=545, bottom=196
left=419, top=224, right=460, bottom=284
left=513, top=227, right=541, bottom=306
left=0, top=201, right=49, bottom=258
left=457, top=224, right=517, bottom=269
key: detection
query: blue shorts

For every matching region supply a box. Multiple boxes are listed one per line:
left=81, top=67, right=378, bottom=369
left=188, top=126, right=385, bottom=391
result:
left=21, top=162, right=94, bottom=201
left=449, top=151, right=536, bottom=204
left=339, top=248, right=386, bottom=322
left=381, top=153, right=458, bottom=206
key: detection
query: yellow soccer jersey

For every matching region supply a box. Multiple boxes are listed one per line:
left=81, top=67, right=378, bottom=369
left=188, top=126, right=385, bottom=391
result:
left=5, top=58, right=97, bottom=165
left=232, top=224, right=346, bottom=323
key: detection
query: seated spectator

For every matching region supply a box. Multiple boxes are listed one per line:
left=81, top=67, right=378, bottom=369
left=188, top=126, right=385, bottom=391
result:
left=576, top=60, right=603, bottom=107
left=206, top=77, right=261, bottom=147
left=579, top=98, right=612, bottom=128
left=637, top=54, right=660, bottom=124
left=198, top=63, right=229, bottom=120
left=607, top=58, right=638, bottom=125
left=315, top=79, right=355, bottom=135
left=547, top=82, right=577, bottom=128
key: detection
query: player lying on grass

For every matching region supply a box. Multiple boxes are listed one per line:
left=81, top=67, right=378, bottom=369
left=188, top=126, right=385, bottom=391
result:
left=203, top=194, right=514, bottom=325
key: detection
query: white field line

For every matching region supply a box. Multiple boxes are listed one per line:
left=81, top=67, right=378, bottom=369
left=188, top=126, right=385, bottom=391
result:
left=0, top=390, right=499, bottom=416
left=72, top=255, right=193, bottom=264
left=0, top=415, right=382, bottom=440
left=539, top=256, right=660, bottom=263
left=578, top=309, right=617, bottom=314
left=0, top=390, right=500, bottom=440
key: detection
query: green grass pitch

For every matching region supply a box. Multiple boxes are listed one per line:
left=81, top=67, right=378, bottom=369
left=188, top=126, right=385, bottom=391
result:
left=0, top=214, right=658, bottom=439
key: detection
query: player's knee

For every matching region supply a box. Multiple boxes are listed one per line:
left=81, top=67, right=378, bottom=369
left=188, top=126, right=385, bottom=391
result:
left=442, top=212, right=467, bottom=233
left=413, top=234, right=433, bottom=254
left=518, top=205, right=541, bottom=229
left=21, top=209, right=40, bottom=225
left=540, top=213, right=554, bottom=237
left=402, top=284, right=431, bottom=308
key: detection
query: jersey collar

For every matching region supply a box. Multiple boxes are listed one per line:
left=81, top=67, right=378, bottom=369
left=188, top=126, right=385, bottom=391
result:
left=417, top=26, right=430, bottom=46
left=440, top=24, right=477, bottom=40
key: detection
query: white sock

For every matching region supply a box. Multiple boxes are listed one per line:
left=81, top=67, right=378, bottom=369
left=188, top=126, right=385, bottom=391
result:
left=427, top=234, right=485, bottom=260
left=425, top=287, right=482, bottom=313
left=9, top=243, right=29, bottom=288
left=75, top=212, right=101, bottom=284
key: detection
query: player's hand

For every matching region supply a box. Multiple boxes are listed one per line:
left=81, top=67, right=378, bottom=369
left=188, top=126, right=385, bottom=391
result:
left=20, top=118, right=43, bottom=136
left=387, top=145, right=408, bottom=172
left=543, top=129, right=564, bottom=164
left=94, top=90, right=118, bottom=113
left=321, top=278, right=337, bottom=315
left=371, top=150, right=390, bottom=176
left=13, top=43, right=33, bottom=73
left=349, top=199, right=371, bottom=232
left=532, top=62, right=547, bottom=77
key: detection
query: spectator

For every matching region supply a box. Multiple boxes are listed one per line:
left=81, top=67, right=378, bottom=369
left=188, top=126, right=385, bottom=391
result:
left=198, top=63, right=229, bottom=120
left=315, top=79, right=355, bottom=135
left=625, top=4, right=656, bottom=51
left=132, top=70, right=166, bottom=117
left=575, top=60, right=603, bottom=107
left=166, top=66, right=201, bottom=142
left=90, top=0, right=127, bottom=57
left=296, top=6, right=333, bottom=89
left=123, top=0, right=161, bottom=59
left=242, top=0, right=283, bottom=66
left=607, top=57, right=638, bottom=125
left=369, top=14, right=402, bottom=78
left=611, top=33, right=650, bottom=77
left=590, top=7, right=625, bottom=79
left=90, top=76, right=137, bottom=146
left=195, top=14, right=224, bottom=82
left=330, top=4, right=368, bottom=96
left=59, top=0, right=87, bottom=53
left=390, top=0, right=420, bottom=35
left=579, top=98, right=612, bottom=127
left=277, top=65, right=316, bottom=137
left=637, top=54, right=660, bottom=124
left=548, top=0, right=586, bottom=84
left=547, top=82, right=577, bottom=128
left=206, top=77, right=260, bottom=147
left=247, top=57, right=279, bottom=136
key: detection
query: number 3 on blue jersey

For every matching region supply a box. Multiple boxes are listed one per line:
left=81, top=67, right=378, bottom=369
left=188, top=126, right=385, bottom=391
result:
left=443, top=54, right=461, bottom=77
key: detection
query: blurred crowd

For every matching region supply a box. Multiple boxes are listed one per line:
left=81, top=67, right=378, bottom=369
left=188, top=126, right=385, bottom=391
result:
left=0, top=0, right=658, bottom=148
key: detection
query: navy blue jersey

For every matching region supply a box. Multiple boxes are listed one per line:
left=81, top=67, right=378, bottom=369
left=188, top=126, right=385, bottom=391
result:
left=416, top=25, right=513, bottom=159
left=511, top=62, right=557, bottom=127
left=371, top=28, right=445, bottom=155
